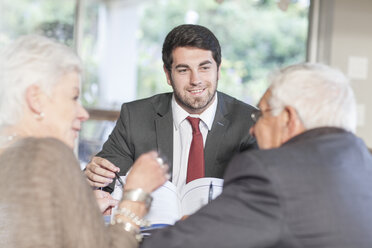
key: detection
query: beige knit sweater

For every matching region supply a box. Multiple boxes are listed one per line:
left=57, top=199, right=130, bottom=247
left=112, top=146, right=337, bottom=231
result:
left=0, top=137, right=137, bottom=248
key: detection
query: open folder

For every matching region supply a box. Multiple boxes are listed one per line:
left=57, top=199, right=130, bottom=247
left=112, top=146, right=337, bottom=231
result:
left=111, top=177, right=223, bottom=225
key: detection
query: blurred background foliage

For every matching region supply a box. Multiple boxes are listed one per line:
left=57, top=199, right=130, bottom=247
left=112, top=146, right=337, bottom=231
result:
left=137, top=0, right=308, bottom=104
left=0, top=0, right=308, bottom=106
left=0, top=0, right=309, bottom=164
left=0, top=0, right=75, bottom=46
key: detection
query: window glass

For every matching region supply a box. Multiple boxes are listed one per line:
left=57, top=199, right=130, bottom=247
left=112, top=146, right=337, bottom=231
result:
left=79, top=0, right=309, bottom=109
left=78, top=0, right=310, bottom=166
left=0, top=0, right=75, bottom=47
left=0, top=0, right=310, bottom=165
left=137, top=0, right=309, bottom=103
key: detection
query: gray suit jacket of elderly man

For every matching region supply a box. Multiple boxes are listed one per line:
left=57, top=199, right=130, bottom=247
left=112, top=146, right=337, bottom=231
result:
left=97, top=91, right=257, bottom=192
left=141, top=127, right=372, bottom=248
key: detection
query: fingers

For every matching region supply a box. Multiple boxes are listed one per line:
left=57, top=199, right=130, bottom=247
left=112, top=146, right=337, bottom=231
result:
left=86, top=153, right=170, bottom=192
left=93, top=189, right=111, bottom=198
left=103, top=208, right=112, bottom=216
left=87, top=180, right=108, bottom=188
left=94, top=189, right=119, bottom=213
left=107, top=198, right=119, bottom=207
left=155, top=156, right=170, bottom=180
left=146, top=151, right=160, bottom=160
left=93, top=189, right=104, bottom=198
left=96, top=197, right=119, bottom=213
left=86, top=172, right=113, bottom=188
left=125, top=151, right=170, bottom=193
left=93, top=156, right=120, bottom=173
left=84, top=156, right=119, bottom=187
left=156, top=157, right=164, bottom=165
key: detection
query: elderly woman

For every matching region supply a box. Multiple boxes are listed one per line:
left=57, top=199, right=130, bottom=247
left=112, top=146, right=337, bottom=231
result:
left=0, top=35, right=168, bottom=248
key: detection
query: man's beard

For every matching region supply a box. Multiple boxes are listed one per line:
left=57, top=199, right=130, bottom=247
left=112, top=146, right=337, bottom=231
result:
left=171, top=77, right=217, bottom=113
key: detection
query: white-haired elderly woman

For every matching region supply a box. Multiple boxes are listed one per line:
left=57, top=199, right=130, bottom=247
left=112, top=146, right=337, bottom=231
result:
left=0, top=35, right=168, bottom=248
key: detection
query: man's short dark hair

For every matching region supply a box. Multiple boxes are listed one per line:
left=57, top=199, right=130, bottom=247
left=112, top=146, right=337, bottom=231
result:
left=162, top=24, right=222, bottom=73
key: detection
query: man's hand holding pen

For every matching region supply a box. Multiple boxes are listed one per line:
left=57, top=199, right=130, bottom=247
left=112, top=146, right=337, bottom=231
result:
left=85, top=152, right=170, bottom=191
left=85, top=156, right=119, bottom=188
left=87, top=151, right=169, bottom=218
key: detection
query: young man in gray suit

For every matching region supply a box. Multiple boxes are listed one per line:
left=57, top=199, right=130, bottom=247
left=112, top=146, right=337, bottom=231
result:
left=140, top=63, right=372, bottom=248
left=84, top=24, right=257, bottom=192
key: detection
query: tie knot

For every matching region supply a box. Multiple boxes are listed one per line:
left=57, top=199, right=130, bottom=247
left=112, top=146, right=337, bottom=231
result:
left=186, top=117, right=201, bottom=133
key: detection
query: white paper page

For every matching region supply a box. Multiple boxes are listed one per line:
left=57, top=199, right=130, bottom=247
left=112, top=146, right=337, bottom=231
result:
left=180, top=177, right=223, bottom=216
left=144, top=181, right=181, bottom=225
left=111, top=178, right=181, bottom=225
left=110, top=177, right=223, bottom=224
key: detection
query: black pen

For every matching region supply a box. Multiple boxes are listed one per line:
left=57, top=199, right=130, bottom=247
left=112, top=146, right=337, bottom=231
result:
left=208, top=181, right=213, bottom=203
left=114, top=172, right=124, bottom=187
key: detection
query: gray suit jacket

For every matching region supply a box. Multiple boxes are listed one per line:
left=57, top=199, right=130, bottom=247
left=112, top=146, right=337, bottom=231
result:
left=141, top=127, right=372, bottom=248
left=98, top=91, right=257, bottom=191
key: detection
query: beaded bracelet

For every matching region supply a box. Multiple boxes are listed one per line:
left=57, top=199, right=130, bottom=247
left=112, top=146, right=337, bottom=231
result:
left=111, top=217, right=143, bottom=242
left=114, top=207, right=151, bottom=228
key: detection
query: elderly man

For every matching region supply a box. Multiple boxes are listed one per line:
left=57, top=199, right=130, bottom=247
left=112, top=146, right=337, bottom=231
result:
left=141, top=63, right=372, bottom=248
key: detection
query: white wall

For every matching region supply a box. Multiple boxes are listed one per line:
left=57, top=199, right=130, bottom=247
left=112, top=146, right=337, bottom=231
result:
left=317, top=0, right=372, bottom=147
left=97, top=1, right=140, bottom=109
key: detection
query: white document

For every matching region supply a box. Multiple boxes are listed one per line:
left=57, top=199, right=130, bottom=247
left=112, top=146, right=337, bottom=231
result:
left=111, top=177, right=223, bottom=225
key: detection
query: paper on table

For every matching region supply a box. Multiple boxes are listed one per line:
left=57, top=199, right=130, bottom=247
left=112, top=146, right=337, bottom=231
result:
left=111, top=177, right=223, bottom=225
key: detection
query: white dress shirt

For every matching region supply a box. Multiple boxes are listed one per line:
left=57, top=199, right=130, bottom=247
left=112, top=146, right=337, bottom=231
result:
left=171, top=94, right=218, bottom=191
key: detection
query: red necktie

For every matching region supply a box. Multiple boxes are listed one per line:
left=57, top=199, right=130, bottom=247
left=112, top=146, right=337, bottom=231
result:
left=186, top=117, right=205, bottom=183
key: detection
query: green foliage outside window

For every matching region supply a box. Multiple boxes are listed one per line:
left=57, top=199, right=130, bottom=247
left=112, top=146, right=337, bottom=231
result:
left=0, top=0, right=309, bottom=163
left=137, top=0, right=309, bottom=104
left=0, top=0, right=308, bottom=106
left=0, top=0, right=75, bottom=47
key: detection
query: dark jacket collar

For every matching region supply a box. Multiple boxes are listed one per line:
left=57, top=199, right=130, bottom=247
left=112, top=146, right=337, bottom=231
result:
left=283, top=127, right=349, bottom=146
left=151, top=93, right=173, bottom=117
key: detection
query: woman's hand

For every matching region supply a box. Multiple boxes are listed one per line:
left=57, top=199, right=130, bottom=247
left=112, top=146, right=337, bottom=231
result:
left=113, top=152, right=169, bottom=231
left=93, top=189, right=119, bottom=215
left=125, top=151, right=169, bottom=193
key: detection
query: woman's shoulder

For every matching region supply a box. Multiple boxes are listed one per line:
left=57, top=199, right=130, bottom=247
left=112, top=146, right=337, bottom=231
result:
left=16, top=137, right=71, bottom=151
left=1, top=137, right=78, bottom=172
left=16, top=137, right=72, bottom=156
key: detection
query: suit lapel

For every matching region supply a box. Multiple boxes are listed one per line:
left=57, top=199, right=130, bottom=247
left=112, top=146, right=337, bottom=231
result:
left=204, top=92, right=230, bottom=177
left=153, top=94, right=174, bottom=174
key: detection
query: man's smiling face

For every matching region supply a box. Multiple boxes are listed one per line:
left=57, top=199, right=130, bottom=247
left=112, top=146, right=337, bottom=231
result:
left=165, top=46, right=219, bottom=114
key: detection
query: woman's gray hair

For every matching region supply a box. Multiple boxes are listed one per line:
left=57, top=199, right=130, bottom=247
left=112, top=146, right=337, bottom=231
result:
left=0, top=35, right=82, bottom=127
left=268, top=63, right=357, bottom=133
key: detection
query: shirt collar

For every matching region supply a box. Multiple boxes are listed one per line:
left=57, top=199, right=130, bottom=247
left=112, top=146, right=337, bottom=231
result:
left=172, top=93, right=218, bottom=131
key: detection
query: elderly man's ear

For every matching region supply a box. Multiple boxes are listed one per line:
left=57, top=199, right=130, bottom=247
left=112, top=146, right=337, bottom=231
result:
left=25, top=84, right=44, bottom=116
left=282, top=106, right=306, bottom=141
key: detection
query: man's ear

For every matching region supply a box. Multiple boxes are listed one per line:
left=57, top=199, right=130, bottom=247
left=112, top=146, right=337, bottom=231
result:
left=163, top=65, right=172, bottom=86
left=25, top=84, right=43, bottom=115
left=283, top=106, right=305, bottom=137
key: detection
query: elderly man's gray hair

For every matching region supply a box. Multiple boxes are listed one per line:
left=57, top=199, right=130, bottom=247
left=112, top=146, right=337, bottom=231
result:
left=267, top=63, right=357, bottom=133
left=0, top=35, right=82, bottom=128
